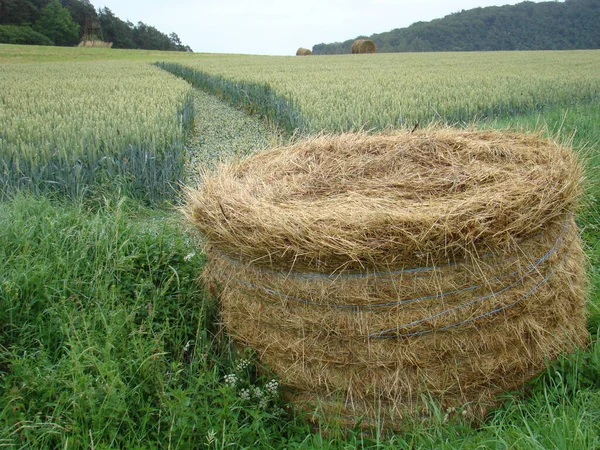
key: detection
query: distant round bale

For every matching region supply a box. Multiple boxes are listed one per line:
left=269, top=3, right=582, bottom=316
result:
left=351, top=39, right=376, bottom=54
left=296, top=47, right=312, bottom=56
left=185, top=127, right=588, bottom=430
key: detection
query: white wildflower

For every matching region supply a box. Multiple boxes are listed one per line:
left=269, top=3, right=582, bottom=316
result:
left=272, top=406, right=285, bottom=417
left=223, top=373, right=238, bottom=386
left=265, top=379, right=279, bottom=395
left=236, top=359, right=251, bottom=371
left=239, top=388, right=251, bottom=400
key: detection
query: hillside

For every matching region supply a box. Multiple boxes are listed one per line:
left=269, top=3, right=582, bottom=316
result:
left=312, top=0, right=600, bottom=54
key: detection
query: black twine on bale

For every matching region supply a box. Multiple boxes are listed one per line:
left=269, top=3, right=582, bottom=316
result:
left=211, top=218, right=572, bottom=338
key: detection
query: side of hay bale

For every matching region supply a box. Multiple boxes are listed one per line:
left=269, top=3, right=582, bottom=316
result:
left=296, top=47, right=312, bottom=56
left=185, top=128, right=588, bottom=430
left=351, top=39, right=376, bottom=54
left=208, top=217, right=587, bottom=424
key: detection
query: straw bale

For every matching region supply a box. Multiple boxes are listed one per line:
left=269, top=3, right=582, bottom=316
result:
left=185, top=128, right=588, bottom=429
left=296, top=47, right=312, bottom=56
left=351, top=39, right=376, bottom=54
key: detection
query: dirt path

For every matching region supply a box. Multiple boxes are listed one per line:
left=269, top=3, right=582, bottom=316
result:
left=184, top=89, right=283, bottom=186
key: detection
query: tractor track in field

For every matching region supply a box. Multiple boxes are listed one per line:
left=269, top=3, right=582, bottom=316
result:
left=183, top=88, right=283, bottom=187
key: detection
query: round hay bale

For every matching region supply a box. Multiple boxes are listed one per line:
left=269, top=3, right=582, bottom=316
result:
left=351, top=39, right=376, bottom=54
left=185, top=128, right=588, bottom=429
left=296, top=47, right=312, bottom=56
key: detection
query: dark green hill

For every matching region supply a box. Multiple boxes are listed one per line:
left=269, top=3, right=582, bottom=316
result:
left=312, top=0, right=600, bottom=54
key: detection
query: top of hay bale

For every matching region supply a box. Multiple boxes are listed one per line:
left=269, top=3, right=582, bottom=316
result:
left=351, top=39, right=376, bottom=54
left=185, top=127, right=583, bottom=273
left=296, top=47, right=312, bottom=56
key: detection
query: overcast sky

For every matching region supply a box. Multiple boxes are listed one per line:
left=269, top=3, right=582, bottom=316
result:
left=96, top=0, right=549, bottom=55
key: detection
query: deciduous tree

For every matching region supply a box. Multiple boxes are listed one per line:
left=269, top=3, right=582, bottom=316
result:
left=33, top=0, right=79, bottom=46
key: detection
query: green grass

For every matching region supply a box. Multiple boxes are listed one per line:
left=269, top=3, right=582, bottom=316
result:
left=0, top=195, right=309, bottom=448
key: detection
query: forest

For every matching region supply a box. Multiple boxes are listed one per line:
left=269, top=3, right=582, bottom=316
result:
left=313, top=0, right=600, bottom=54
left=0, top=0, right=191, bottom=51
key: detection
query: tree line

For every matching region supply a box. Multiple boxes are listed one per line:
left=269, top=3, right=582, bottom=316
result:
left=313, top=0, right=599, bottom=54
left=0, top=0, right=192, bottom=51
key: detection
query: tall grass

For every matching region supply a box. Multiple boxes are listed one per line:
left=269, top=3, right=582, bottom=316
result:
left=0, top=195, right=308, bottom=448
left=0, top=60, right=194, bottom=204
left=167, top=50, right=600, bottom=132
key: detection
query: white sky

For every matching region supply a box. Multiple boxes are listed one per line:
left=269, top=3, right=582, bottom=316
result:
left=96, top=0, right=551, bottom=55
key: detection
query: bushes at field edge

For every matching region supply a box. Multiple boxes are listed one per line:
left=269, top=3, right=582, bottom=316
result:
left=0, top=25, right=54, bottom=46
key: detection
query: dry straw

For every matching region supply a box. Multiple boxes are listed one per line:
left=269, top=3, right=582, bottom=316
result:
left=351, top=39, right=376, bottom=54
left=185, top=127, right=589, bottom=429
left=296, top=47, right=313, bottom=56
left=77, top=40, right=113, bottom=48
